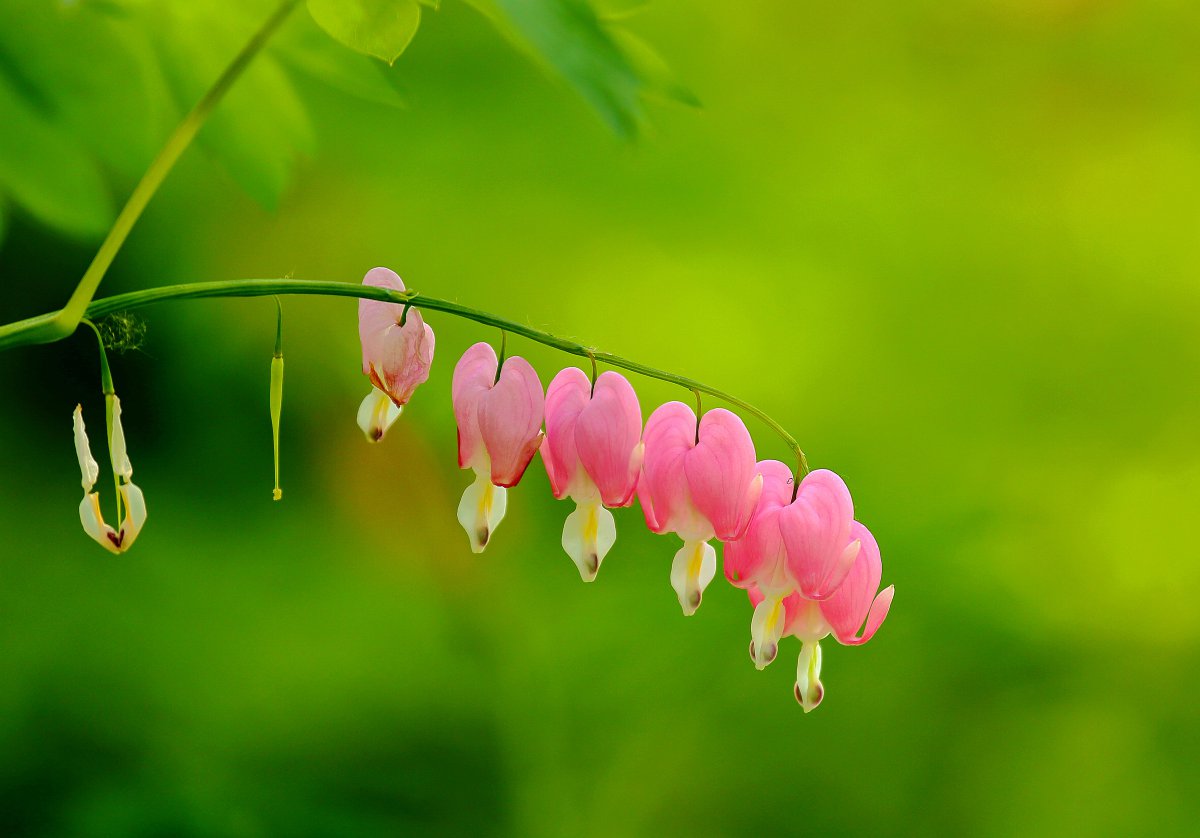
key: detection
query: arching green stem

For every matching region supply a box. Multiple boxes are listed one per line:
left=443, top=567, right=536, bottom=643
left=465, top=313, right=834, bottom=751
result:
left=53, top=278, right=811, bottom=473
left=0, top=0, right=301, bottom=348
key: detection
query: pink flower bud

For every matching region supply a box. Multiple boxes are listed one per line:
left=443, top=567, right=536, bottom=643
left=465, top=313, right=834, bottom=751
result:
left=453, top=342, right=545, bottom=488
left=356, top=268, right=434, bottom=441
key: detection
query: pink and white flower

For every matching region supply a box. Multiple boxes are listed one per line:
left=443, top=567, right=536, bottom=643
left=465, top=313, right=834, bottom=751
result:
left=452, top=342, right=545, bottom=552
left=747, top=521, right=894, bottom=712
left=725, top=462, right=861, bottom=669
left=356, top=267, right=435, bottom=442
left=541, top=367, right=643, bottom=580
left=638, top=402, right=762, bottom=615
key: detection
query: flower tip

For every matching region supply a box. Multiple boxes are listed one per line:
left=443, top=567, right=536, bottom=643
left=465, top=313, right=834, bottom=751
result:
left=749, top=639, right=778, bottom=671
left=795, top=680, right=824, bottom=713
left=358, top=388, right=402, bottom=443
left=79, top=481, right=147, bottom=555
left=458, top=474, right=507, bottom=554
left=273, top=488, right=282, bottom=501
left=670, top=540, right=716, bottom=617
left=562, top=501, right=615, bottom=583
left=794, top=639, right=824, bottom=712
left=579, top=553, right=600, bottom=582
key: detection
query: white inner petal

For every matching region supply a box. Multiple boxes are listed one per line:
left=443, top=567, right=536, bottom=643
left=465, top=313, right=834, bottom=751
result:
left=750, top=593, right=786, bottom=670
left=457, top=470, right=507, bottom=553
left=561, top=499, right=616, bottom=582
left=795, top=640, right=824, bottom=713
left=670, top=539, right=716, bottom=616
left=357, top=387, right=402, bottom=442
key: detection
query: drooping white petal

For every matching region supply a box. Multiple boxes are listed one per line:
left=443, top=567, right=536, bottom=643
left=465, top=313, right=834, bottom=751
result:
left=118, top=481, right=148, bottom=552
left=357, top=387, right=403, bottom=443
left=457, top=470, right=507, bottom=553
left=670, top=539, right=717, bottom=616
left=79, top=493, right=121, bottom=554
left=73, top=405, right=100, bottom=492
left=749, top=593, right=787, bottom=670
left=108, top=395, right=133, bottom=482
left=561, top=499, right=616, bottom=582
left=794, top=640, right=824, bottom=713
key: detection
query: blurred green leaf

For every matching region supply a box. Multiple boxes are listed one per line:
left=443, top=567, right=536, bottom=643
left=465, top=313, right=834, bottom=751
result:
left=306, top=0, right=422, bottom=65
left=0, top=0, right=685, bottom=242
left=610, top=28, right=699, bottom=108
left=0, top=72, right=113, bottom=237
left=147, top=5, right=316, bottom=209
left=0, top=0, right=171, bottom=181
left=463, top=0, right=665, bottom=137
left=594, top=0, right=649, bottom=20
left=273, top=10, right=408, bottom=108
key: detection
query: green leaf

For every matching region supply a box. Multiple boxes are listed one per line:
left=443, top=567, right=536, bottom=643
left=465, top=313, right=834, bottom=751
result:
left=273, top=10, right=408, bottom=108
left=610, top=28, right=699, bottom=108
left=0, top=71, right=113, bottom=237
left=147, top=5, right=316, bottom=209
left=466, top=0, right=652, bottom=138
left=306, top=0, right=422, bottom=65
left=0, top=0, right=172, bottom=181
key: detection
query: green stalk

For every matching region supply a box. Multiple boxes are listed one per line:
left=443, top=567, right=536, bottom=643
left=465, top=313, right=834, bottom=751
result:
left=70, top=278, right=809, bottom=474
left=0, top=0, right=301, bottom=349
left=80, top=319, right=122, bottom=524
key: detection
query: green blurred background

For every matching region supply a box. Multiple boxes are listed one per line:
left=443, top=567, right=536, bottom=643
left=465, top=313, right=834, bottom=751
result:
left=2, top=0, right=1199, bottom=835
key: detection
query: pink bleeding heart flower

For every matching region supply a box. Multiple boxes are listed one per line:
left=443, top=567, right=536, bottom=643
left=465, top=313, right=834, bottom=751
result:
left=541, top=367, right=643, bottom=581
left=452, top=342, right=545, bottom=552
left=724, top=459, right=797, bottom=669
left=779, top=468, right=859, bottom=600
left=748, top=521, right=894, bottom=712
left=356, top=267, right=435, bottom=442
left=638, top=402, right=762, bottom=615
left=726, top=462, right=861, bottom=669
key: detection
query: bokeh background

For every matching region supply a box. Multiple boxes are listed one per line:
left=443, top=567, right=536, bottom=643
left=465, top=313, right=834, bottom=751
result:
left=2, top=0, right=1199, bottom=835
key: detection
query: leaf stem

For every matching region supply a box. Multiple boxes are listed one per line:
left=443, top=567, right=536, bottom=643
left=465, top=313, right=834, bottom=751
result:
left=63, top=277, right=810, bottom=472
left=0, top=0, right=301, bottom=349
